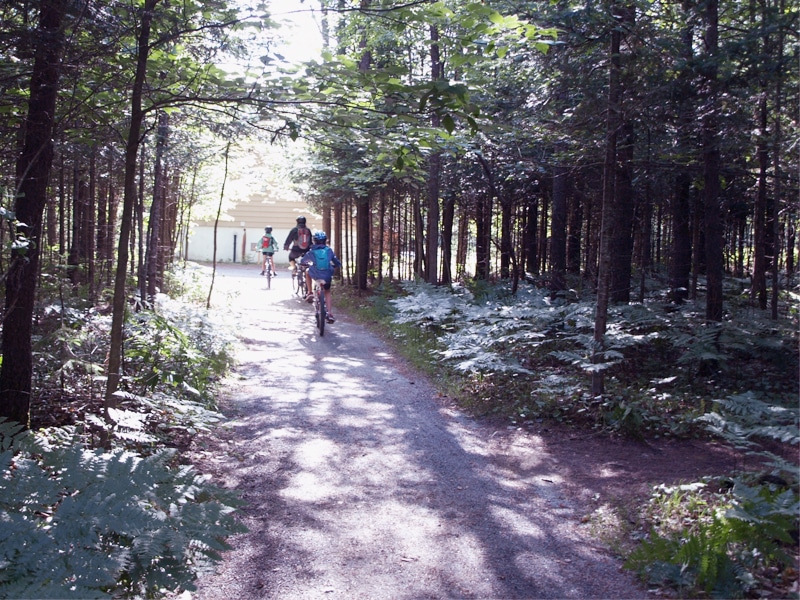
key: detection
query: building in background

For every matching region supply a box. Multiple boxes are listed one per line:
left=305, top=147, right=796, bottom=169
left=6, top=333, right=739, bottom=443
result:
left=185, top=191, right=321, bottom=266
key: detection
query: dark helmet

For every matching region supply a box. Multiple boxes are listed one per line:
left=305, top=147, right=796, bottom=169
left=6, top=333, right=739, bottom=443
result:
left=296, top=216, right=306, bottom=225
left=313, top=231, right=327, bottom=244
left=264, top=226, right=272, bottom=233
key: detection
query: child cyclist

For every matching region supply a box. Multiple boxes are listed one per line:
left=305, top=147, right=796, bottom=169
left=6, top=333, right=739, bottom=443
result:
left=259, top=226, right=278, bottom=276
left=299, top=231, right=342, bottom=323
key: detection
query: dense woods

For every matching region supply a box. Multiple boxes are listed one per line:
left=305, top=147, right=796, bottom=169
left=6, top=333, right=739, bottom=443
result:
left=0, top=0, right=797, bottom=596
left=1, top=0, right=796, bottom=424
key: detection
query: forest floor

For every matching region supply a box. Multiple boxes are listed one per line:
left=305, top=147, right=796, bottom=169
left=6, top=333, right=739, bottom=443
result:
left=169, top=263, right=749, bottom=600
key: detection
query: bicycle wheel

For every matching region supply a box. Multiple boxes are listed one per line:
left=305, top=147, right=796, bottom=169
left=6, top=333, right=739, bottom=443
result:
left=316, top=285, right=326, bottom=336
left=299, top=273, right=307, bottom=298
left=265, top=268, right=272, bottom=290
left=292, top=269, right=300, bottom=295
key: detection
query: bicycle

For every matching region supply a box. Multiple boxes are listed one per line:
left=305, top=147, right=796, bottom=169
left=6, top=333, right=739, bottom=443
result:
left=311, top=277, right=327, bottom=336
left=263, top=260, right=273, bottom=289
left=292, top=263, right=308, bottom=298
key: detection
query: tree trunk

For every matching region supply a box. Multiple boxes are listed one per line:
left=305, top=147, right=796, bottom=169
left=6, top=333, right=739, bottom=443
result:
left=670, top=0, right=695, bottom=303
left=670, top=173, right=692, bottom=302
left=354, top=0, right=371, bottom=290
left=702, top=0, right=723, bottom=322
left=206, top=141, right=230, bottom=309
left=441, top=189, right=455, bottom=285
left=377, top=190, right=385, bottom=284
left=592, top=0, right=622, bottom=396
left=413, top=191, right=425, bottom=279
left=538, top=190, right=549, bottom=275
left=475, top=153, right=498, bottom=280
left=387, top=189, right=396, bottom=280
left=525, top=197, right=538, bottom=275
left=355, top=194, right=370, bottom=290
left=58, top=155, right=66, bottom=256
left=0, top=0, right=67, bottom=427
left=67, top=171, right=88, bottom=285
left=690, top=186, right=703, bottom=300
left=426, top=152, right=441, bottom=284
left=322, top=197, right=332, bottom=248
left=136, top=143, right=146, bottom=303
left=752, top=95, right=769, bottom=309
left=146, top=110, right=168, bottom=300
left=163, top=172, right=179, bottom=266
left=88, top=147, right=97, bottom=301
left=550, top=163, right=568, bottom=293
left=499, top=194, right=512, bottom=280
left=426, top=25, right=442, bottom=285
left=583, top=189, right=598, bottom=284
left=770, top=0, right=783, bottom=321
left=566, top=189, right=582, bottom=275
left=456, top=206, right=468, bottom=279
left=334, top=200, right=343, bottom=271
left=105, top=0, right=158, bottom=411
left=610, top=120, right=635, bottom=304
left=96, top=152, right=109, bottom=285
left=475, top=192, right=492, bottom=280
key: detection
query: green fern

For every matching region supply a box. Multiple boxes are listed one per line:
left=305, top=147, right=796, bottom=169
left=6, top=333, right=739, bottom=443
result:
left=630, top=393, right=800, bottom=597
left=627, top=509, right=755, bottom=597
left=0, top=419, right=246, bottom=598
left=698, top=392, right=800, bottom=456
left=125, top=298, right=235, bottom=404
left=390, top=280, right=469, bottom=328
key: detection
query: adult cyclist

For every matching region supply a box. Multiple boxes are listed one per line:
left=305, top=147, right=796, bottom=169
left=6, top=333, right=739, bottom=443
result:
left=283, top=216, right=312, bottom=273
left=299, top=231, right=342, bottom=323
left=259, top=226, right=278, bottom=276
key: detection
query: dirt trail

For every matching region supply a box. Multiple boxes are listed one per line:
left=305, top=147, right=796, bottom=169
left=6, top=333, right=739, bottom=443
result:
left=182, top=263, right=733, bottom=599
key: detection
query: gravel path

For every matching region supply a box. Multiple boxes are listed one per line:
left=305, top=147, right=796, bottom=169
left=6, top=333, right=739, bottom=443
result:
left=184, top=263, right=647, bottom=599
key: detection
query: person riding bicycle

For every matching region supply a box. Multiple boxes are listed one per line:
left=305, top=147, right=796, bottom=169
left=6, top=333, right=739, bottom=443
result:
left=299, top=231, right=342, bottom=323
left=259, top=226, right=278, bottom=276
left=283, top=216, right=313, bottom=273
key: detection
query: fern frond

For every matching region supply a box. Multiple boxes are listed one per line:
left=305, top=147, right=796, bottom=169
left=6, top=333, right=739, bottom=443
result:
left=0, top=418, right=29, bottom=452
left=0, top=428, right=245, bottom=598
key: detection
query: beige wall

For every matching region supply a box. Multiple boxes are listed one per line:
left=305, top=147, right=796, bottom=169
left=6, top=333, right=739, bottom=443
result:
left=185, top=193, right=322, bottom=264
left=222, top=193, right=321, bottom=231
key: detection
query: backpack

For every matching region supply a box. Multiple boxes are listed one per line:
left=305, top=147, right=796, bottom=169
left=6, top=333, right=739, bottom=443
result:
left=261, top=235, right=273, bottom=250
left=297, top=227, right=311, bottom=250
left=312, top=247, right=330, bottom=271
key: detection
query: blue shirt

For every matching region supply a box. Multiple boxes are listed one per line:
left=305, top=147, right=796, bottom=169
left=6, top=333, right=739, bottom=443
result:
left=300, top=244, right=342, bottom=281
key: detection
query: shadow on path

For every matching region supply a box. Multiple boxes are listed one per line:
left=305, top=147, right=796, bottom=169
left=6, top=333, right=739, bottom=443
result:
left=187, top=263, right=646, bottom=599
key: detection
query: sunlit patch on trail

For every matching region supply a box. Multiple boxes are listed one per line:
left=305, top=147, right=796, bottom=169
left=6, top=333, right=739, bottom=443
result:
left=282, top=471, right=336, bottom=502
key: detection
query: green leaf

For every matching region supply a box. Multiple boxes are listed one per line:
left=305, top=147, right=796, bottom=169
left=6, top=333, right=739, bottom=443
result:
left=442, top=114, right=456, bottom=134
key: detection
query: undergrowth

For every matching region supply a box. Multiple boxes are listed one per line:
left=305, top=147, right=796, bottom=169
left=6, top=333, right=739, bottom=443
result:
left=625, top=393, right=799, bottom=598
left=365, top=277, right=798, bottom=441
left=0, top=419, right=246, bottom=599
left=340, top=274, right=799, bottom=599
left=2, top=261, right=243, bottom=597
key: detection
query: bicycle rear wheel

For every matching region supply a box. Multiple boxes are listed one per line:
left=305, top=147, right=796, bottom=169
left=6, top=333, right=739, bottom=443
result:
left=292, top=269, right=300, bottom=295
left=299, top=273, right=308, bottom=298
left=316, top=286, right=326, bottom=336
left=265, top=268, right=272, bottom=289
